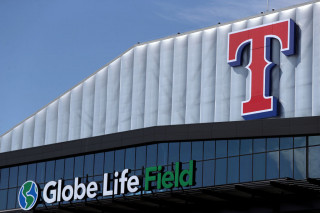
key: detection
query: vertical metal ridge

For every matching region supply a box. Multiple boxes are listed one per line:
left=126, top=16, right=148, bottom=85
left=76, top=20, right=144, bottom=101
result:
left=131, top=45, right=147, bottom=130
left=22, top=117, right=35, bottom=149
left=10, top=124, right=23, bottom=151
left=200, top=28, right=217, bottom=123
left=105, top=58, right=121, bottom=134
left=118, top=49, right=134, bottom=132
left=80, top=76, right=95, bottom=139
left=144, top=41, right=160, bottom=128
left=312, top=3, right=320, bottom=116
left=45, top=100, right=58, bottom=145
left=171, top=35, right=188, bottom=125
left=158, top=38, right=174, bottom=125
left=57, top=92, right=71, bottom=142
left=214, top=24, right=232, bottom=122
left=1, top=131, right=12, bottom=152
left=92, top=67, right=108, bottom=136
left=68, top=84, right=83, bottom=140
left=279, top=8, right=296, bottom=118
left=186, top=31, right=202, bottom=124
left=295, top=5, right=313, bottom=117
left=34, top=109, right=47, bottom=147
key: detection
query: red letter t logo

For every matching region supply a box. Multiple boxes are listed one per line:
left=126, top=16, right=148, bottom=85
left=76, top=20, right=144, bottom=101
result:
left=228, top=19, right=295, bottom=120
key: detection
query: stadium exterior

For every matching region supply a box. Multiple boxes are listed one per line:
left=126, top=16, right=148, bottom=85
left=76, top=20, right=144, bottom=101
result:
left=1, top=1, right=320, bottom=212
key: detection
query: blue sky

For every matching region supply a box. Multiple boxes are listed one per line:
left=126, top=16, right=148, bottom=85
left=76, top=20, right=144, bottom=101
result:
left=0, top=0, right=309, bottom=135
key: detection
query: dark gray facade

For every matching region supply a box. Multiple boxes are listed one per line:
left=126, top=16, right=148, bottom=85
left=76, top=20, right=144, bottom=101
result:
left=1, top=117, right=320, bottom=212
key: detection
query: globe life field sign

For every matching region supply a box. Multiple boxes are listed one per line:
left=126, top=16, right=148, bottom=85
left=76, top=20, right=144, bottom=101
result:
left=18, top=160, right=195, bottom=210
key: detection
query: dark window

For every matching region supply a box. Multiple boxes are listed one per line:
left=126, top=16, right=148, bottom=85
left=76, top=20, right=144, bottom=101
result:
left=192, top=161, right=202, bottom=188
left=280, top=137, right=293, bottom=150
left=158, top=143, right=168, bottom=165
left=7, top=188, right=16, bottom=209
left=228, top=140, right=239, bottom=157
left=115, top=150, right=125, bottom=171
left=216, top=140, right=227, bottom=158
left=266, top=151, right=279, bottom=179
left=94, top=153, right=104, bottom=176
left=18, top=165, right=27, bottom=186
left=0, top=190, right=7, bottom=210
left=169, top=143, right=179, bottom=163
left=65, top=158, right=74, bottom=179
left=280, top=150, right=293, bottom=178
left=253, top=153, right=265, bottom=181
left=240, top=139, right=252, bottom=155
left=180, top=142, right=191, bottom=162
left=104, top=151, right=114, bottom=173
left=267, top=138, right=279, bottom=151
left=203, top=160, right=215, bottom=186
left=27, top=164, right=36, bottom=181
left=74, top=156, right=84, bottom=177
left=228, top=157, right=239, bottom=184
left=204, top=140, right=215, bottom=160
left=294, top=148, right=306, bottom=179
left=240, top=155, right=252, bottom=182
left=308, top=146, right=320, bottom=178
left=215, top=159, right=227, bottom=185
left=136, top=146, right=146, bottom=169
left=84, top=154, right=94, bottom=177
left=36, top=162, right=45, bottom=183
left=294, top=136, right=306, bottom=148
left=45, top=161, right=55, bottom=182
left=147, top=144, right=157, bottom=167
left=192, top=141, right=203, bottom=161
left=253, top=138, right=266, bottom=153
left=309, top=136, right=320, bottom=146
left=125, top=148, right=135, bottom=170
left=55, top=159, right=64, bottom=180
left=0, top=169, right=9, bottom=189
left=9, top=167, right=18, bottom=188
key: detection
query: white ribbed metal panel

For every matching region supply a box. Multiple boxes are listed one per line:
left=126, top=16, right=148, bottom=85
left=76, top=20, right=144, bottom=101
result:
left=68, top=85, right=83, bottom=140
left=45, top=100, right=58, bottom=145
left=92, top=67, right=108, bottom=136
left=215, top=24, right=231, bottom=122
left=11, top=124, right=23, bottom=151
left=279, top=8, right=296, bottom=117
left=118, top=50, right=134, bottom=132
left=80, top=76, right=95, bottom=138
left=33, top=109, right=46, bottom=147
left=200, top=28, right=216, bottom=123
left=1, top=131, right=12, bottom=152
left=171, top=35, right=188, bottom=124
left=2, top=1, right=320, bottom=153
left=57, top=92, right=71, bottom=142
left=131, top=45, right=147, bottom=130
left=186, top=32, right=202, bottom=124
left=22, top=117, right=34, bottom=149
left=295, top=5, right=313, bottom=117
left=105, top=59, right=120, bottom=134
left=312, top=3, right=320, bottom=116
left=158, top=38, right=174, bottom=125
left=144, top=41, right=160, bottom=127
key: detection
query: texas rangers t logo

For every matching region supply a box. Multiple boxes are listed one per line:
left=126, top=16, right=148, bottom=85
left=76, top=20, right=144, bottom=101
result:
left=228, top=19, right=295, bottom=120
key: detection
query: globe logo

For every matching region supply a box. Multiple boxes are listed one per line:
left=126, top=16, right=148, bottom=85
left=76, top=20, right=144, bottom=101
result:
left=18, top=181, right=39, bottom=211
